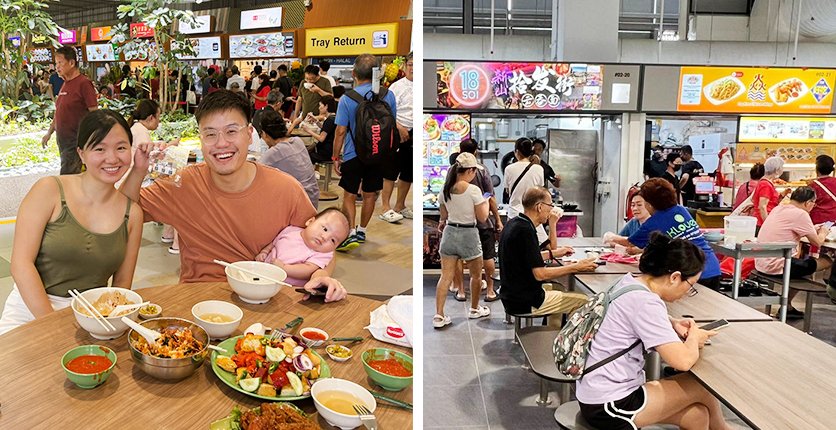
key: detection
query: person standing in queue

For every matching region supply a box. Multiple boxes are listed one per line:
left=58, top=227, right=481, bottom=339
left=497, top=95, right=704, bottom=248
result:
left=661, top=152, right=683, bottom=205
left=678, top=145, right=704, bottom=206
left=41, top=46, right=98, bottom=174
left=433, top=153, right=491, bottom=328
left=505, top=138, right=552, bottom=247
left=808, top=155, right=836, bottom=225
left=379, top=52, right=414, bottom=223
left=498, top=186, right=595, bottom=318
left=532, top=139, right=560, bottom=188
left=576, top=233, right=731, bottom=430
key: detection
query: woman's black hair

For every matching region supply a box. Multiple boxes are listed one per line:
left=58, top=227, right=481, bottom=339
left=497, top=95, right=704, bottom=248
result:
left=77, top=109, right=133, bottom=150
left=259, top=109, right=288, bottom=140
left=750, top=162, right=765, bottom=180
left=790, top=186, right=816, bottom=204
left=441, top=162, right=475, bottom=202
left=128, top=99, right=159, bottom=124
left=514, top=137, right=534, bottom=158
left=319, top=95, right=337, bottom=114
left=638, top=232, right=705, bottom=278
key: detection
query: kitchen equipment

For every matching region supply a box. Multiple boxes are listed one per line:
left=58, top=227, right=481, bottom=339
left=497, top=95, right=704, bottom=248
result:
left=548, top=129, right=599, bottom=234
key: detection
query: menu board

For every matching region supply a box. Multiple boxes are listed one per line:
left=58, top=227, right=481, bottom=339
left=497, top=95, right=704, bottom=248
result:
left=735, top=143, right=835, bottom=164
left=30, top=48, right=52, bottom=63
left=174, top=37, right=222, bottom=59
left=85, top=43, right=115, bottom=62
left=229, top=32, right=294, bottom=58
left=437, top=62, right=603, bottom=111
left=240, top=7, right=282, bottom=30
left=678, top=66, right=836, bottom=114
left=738, top=116, right=836, bottom=143
left=422, top=113, right=471, bottom=209
left=124, top=42, right=155, bottom=61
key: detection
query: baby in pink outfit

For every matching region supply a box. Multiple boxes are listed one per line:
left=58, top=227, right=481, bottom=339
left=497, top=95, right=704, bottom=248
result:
left=256, top=208, right=350, bottom=286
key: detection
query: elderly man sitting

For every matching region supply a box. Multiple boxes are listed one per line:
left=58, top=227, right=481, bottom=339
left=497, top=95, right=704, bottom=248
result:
left=498, top=186, right=597, bottom=316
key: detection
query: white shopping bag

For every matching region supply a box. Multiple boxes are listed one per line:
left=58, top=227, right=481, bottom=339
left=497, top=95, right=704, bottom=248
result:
left=365, top=295, right=413, bottom=348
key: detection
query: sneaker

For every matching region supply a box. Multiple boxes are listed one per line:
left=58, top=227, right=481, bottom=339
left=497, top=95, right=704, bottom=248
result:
left=399, top=208, right=413, bottom=219
left=785, top=307, right=804, bottom=320
left=468, top=305, right=491, bottom=319
left=168, top=246, right=180, bottom=255
left=378, top=209, right=404, bottom=223
left=161, top=236, right=174, bottom=243
left=432, top=314, right=452, bottom=328
left=355, top=230, right=366, bottom=243
left=337, top=235, right=360, bottom=252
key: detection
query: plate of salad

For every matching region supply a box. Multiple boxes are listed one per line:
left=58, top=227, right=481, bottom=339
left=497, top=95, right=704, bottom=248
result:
left=211, top=333, right=330, bottom=401
left=209, top=402, right=317, bottom=430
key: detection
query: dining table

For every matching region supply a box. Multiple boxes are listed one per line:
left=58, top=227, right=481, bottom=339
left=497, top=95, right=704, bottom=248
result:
left=0, top=282, right=413, bottom=429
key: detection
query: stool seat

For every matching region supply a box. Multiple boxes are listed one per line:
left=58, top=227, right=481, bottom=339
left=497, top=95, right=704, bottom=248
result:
left=554, top=401, right=594, bottom=430
left=315, top=161, right=338, bottom=202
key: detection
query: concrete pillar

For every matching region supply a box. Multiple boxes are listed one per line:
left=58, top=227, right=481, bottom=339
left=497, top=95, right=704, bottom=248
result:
left=556, top=0, right=620, bottom=62
left=616, top=113, right=647, bottom=232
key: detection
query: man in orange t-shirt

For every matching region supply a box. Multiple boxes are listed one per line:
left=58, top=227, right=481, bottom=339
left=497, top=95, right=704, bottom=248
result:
left=120, top=90, right=347, bottom=302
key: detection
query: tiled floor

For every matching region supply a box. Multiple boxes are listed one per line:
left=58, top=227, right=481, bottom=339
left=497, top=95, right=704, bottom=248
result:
left=423, top=275, right=836, bottom=429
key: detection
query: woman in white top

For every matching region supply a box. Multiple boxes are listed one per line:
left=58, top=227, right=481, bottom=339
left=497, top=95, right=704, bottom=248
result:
left=505, top=138, right=552, bottom=246
left=127, top=99, right=181, bottom=253
left=434, top=153, right=490, bottom=328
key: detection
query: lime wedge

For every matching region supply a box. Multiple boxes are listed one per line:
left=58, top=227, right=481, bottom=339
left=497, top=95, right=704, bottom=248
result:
left=238, top=377, right=260, bottom=392
left=266, top=345, right=286, bottom=362
left=286, top=372, right=303, bottom=396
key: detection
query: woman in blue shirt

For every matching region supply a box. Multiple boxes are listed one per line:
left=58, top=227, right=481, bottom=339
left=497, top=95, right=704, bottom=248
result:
left=619, top=193, right=651, bottom=237
left=609, top=178, right=722, bottom=290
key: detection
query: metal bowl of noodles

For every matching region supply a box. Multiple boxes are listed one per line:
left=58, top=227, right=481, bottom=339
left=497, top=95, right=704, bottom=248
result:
left=128, top=317, right=209, bottom=381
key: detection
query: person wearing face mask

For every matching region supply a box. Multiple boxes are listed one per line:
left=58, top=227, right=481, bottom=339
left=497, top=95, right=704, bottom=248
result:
left=498, top=187, right=596, bottom=318
left=661, top=152, right=683, bottom=204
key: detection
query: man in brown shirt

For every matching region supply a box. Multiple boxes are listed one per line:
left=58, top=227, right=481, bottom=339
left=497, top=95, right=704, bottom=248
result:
left=291, top=64, right=332, bottom=122
left=41, top=46, right=98, bottom=174
left=120, top=90, right=347, bottom=302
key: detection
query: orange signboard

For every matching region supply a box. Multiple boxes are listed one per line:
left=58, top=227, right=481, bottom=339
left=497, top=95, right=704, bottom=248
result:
left=677, top=66, right=836, bottom=114
left=91, top=26, right=112, bottom=42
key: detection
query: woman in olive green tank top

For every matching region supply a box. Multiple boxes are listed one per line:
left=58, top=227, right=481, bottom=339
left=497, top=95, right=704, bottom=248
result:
left=0, top=110, right=144, bottom=335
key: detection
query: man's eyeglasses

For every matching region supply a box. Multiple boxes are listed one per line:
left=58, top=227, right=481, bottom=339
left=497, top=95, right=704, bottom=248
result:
left=538, top=201, right=556, bottom=209
left=199, top=124, right=246, bottom=145
left=684, top=278, right=698, bottom=297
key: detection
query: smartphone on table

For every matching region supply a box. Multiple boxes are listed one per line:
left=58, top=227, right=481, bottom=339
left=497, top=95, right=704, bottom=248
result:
left=699, top=319, right=730, bottom=331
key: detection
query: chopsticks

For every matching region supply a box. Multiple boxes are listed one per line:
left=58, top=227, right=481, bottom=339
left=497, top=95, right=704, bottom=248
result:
left=331, top=337, right=364, bottom=343
left=213, top=259, right=294, bottom=288
left=369, top=391, right=413, bottom=410
left=69, top=289, right=116, bottom=332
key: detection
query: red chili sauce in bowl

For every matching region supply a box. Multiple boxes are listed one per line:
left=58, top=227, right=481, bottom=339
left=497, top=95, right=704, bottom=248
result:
left=367, top=358, right=412, bottom=377
left=66, top=355, right=113, bottom=374
left=301, top=330, right=327, bottom=341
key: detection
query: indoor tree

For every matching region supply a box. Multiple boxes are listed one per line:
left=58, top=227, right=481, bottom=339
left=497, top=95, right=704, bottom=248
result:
left=0, top=0, right=61, bottom=100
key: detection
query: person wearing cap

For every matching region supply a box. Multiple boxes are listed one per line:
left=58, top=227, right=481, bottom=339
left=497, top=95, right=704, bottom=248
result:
left=433, top=152, right=491, bottom=328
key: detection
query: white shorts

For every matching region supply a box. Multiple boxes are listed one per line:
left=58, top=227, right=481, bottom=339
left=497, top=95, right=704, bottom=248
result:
left=0, top=285, right=72, bottom=336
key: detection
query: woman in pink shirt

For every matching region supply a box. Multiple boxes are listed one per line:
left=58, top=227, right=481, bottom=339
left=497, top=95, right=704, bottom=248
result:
left=751, top=156, right=786, bottom=227
left=576, top=233, right=729, bottom=430
left=808, top=155, right=836, bottom=225
left=755, top=186, right=831, bottom=319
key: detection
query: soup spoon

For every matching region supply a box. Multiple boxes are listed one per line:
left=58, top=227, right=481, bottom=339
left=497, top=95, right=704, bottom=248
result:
left=121, top=316, right=161, bottom=344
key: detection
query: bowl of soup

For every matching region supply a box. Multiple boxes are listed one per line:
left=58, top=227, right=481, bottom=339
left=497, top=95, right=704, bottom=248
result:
left=311, top=378, right=376, bottom=430
left=61, top=345, right=118, bottom=389
left=361, top=348, right=413, bottom=391
left=191, top=300, right=243, bottom=339
left=72, top=287, right=144, bottom=340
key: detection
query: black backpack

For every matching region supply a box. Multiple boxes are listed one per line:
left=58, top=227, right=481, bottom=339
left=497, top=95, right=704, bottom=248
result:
left=346, top=87, right=397, bottom=165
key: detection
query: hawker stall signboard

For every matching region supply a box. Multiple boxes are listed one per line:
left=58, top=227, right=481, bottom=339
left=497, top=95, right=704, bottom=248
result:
left=735, top=143, right=835, bottom=165
left=59, top=30, right=77, bottom=44
left=305, top=23, right=398, bottom=57
left=130, top=23, right=155, bottom=39
left=30, top=48, right=52, bottom=63
left=422, top=113, right=471, bottom=209
left=174, top=37, right=222, bottom=60
left=436, top=62, right=603, bottom=111
left=678, top=66, right=836, bottom=114
left=739, top=116, right=836, bottom=143
left=179, top=15, right=211, bottom=34
left=91, top=26, right=112, bottom=42
left=240, top=7, right=282, bottom=30
left=85, top=44, right=115, bottom=62
left=229, top=32, right=294, bottom=58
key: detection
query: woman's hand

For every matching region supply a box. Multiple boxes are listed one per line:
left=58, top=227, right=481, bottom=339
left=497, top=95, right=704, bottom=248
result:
left=672, top=317, right=696, bottom=339
left=686, top=326, right=717, bottom=349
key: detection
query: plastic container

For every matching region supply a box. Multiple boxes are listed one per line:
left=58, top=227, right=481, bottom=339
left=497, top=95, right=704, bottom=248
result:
left=724, top=216, right=757, bottom=243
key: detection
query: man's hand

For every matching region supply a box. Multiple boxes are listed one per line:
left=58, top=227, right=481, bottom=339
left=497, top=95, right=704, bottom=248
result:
left=548, top=208, right=563, bottom=225
left=553, top=246, right=574, bottom=258
left=397, top=125, right=410, bottom=143
left=41, top=133, right=51, bottom=149
left=333, top=159, right=342, bottom=176
left=302, top=276, right=347, bottom=303
left=495, top=220, right=503, bottom=233
left=573, top=257, right=598, bottom=273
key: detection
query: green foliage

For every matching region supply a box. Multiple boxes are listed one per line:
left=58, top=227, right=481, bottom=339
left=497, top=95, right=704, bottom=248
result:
left=0, top=95, right=54, bottom=128
left=98, top=97, right=137, bottom=120
left=0, top=136, right=57, bottom=168
left=0, top=0, right=61, bottom=99
left=153, top=116, right=198, bottom=142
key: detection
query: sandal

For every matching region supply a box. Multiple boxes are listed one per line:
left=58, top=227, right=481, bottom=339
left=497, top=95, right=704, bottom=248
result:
left=432, top=314, right=452, bottom=328
left=485, top=293, right=499, bottom=302
left=454, top=291, right=467, bottom=302
left=481, top=280, right=487, bottom=291
left=468, top=305, right=491, bottom=319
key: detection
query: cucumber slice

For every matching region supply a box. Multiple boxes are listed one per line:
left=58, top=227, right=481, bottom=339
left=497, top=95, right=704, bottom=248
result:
left=286, top=372, right=303, bottom=396
left=238, top=377, right=261, bottom=392
left=266, top=345, right=286, bottom=362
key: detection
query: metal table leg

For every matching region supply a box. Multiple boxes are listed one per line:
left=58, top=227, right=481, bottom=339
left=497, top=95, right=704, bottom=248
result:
left=536, top=380, right=552, bottom=406
left=803, top=290, right=814, bottom=333
left=732, top=253, right=743, bottom=300
left=779, top=250, right=791, bottom=323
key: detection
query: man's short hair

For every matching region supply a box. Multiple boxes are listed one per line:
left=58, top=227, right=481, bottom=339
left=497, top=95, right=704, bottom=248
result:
left=318, top=60, right=330, bottom=72
left=278, top=64, right=288, bottom=72
left=269, top=70, right=277, bottom=78
left=666, top=153, right=680, bottom=164
left=207, top=68, right=216, bottom=76
left=231, top=65, right=240, bottom=75
left=521, top=187, right=551, bottom=210
left=354, top=54, right=377, bottom=81
left=680, top=145, right=693, bottom=156
left=195, top=89, right=252, bottom=124
left=267, top=89, right=283, bottom=105
left=459, top=138, right=478, bottom=154
left=532, top=139, right=546, bottom=149
left=816, top=155, right=835, bottom=176
left=304, top=65, right=320, bottom=76
left=332, top=85, right=345, bottom=99
left=55, top=46, right=77, bottom=65
left=253, top=65, right=262, bottom=74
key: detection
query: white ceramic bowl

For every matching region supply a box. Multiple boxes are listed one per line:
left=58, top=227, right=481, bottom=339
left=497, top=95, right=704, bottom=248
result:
left=191, top=300, right=243, bottom=339
left=326, top=344, right=353, bottom=362
left=138, top=303, right=162, bottom=320
left=299, top=327, right=330, bottom=348
left=311, top=378, right=377, bottom=430
left=72, top=287, right=143, bottom=340
left=224, top=261, right=288, bottom=304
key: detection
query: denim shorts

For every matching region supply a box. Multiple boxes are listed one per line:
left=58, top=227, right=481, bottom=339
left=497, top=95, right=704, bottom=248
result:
left=439, top=225, right=482, bottom=261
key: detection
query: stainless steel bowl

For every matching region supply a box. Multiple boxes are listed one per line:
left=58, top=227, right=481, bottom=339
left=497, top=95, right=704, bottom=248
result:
left=128, top=317, right=209, bottom=381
